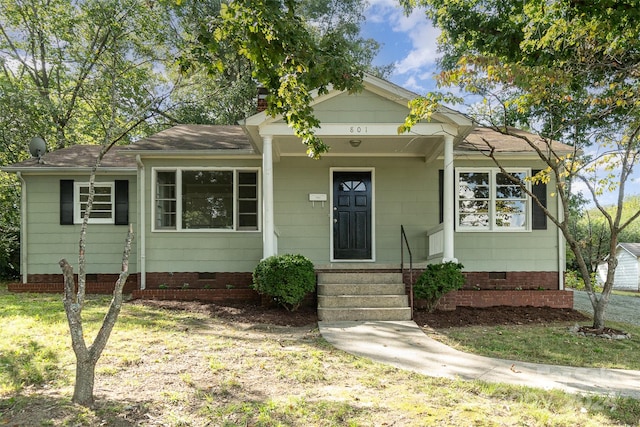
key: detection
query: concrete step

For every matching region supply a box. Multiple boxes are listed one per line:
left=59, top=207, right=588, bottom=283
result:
left=318, top=294, right=408, bottom=308
left=316, top=271, right=411, bottom=322
left=317, top=272, right=403, bottom=285
left=317, top=283, right=406, bottom=296
left=318, top=307, right=412, bottom=322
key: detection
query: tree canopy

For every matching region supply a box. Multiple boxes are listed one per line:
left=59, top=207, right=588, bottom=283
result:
left=0, top=0, right=381, bottom=404
left=183, top=0, right=371, bottom=158
left=401, top=0, right=640, bottom=328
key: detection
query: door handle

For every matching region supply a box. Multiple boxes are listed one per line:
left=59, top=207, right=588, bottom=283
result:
left=334, top=218, right=338, bottom=223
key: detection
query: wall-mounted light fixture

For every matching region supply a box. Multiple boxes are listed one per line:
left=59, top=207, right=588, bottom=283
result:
left=349, top=139, right=362, bottom=147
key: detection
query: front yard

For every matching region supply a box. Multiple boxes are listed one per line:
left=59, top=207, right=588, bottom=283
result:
left=1, top=286, right=640, bottom=426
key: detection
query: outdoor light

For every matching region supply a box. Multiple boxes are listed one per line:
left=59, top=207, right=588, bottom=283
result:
left=349, top=139, right=362, bottom=147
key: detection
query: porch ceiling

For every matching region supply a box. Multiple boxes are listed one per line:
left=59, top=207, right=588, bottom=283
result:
left=273, top=134, right=444, bottom=159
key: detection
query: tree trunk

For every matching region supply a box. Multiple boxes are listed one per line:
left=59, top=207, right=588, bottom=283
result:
left=592, top=292, right=609, bottom=330
left=59, top=224, right=133, bottom=407
left=73, top=355, right=97, bottom=406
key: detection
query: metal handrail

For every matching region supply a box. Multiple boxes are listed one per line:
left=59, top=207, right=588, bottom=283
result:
left=400, top=225, right=414, bottom=319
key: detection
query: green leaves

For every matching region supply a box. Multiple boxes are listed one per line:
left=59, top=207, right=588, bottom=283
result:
left=414, top=262, right=465, bottom=313
left=194, top=0, right=365, bottom=158
left=399, top=92, right=462, bottom=133
left=252, top=254, right=316, bottom=311
left=405, top=0, right=640, bottom=325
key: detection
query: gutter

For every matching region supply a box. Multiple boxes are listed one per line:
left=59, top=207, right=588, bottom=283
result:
left=136, top=155, right=146, bottom=290
left=16, top=172, right=27, bottom=284
left=1, top=167, right=136, bottom=174
left=123, top=150, right=258, bottom=157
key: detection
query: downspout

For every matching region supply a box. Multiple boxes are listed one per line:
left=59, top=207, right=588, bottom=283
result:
left=136, top=155, right=146, bottom=289
left=17, top=172, right=27, bottom=284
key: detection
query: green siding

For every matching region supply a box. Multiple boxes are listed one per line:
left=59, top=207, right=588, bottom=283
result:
left=273, top=156, right=559, bottom=272
left=313, top=91, right=410, bottom=124
left=273, top=157, right=439, bottom=264
left=20, top=152, right=560, bottom=276
left=452, top=158, right=559, bottom=271
left=141, top=158, right=263, bottom=273
left=24, top=174, right=138, bottom=274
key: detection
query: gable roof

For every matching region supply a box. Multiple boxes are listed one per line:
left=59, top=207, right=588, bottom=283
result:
left=619, top=243, right=640, bottom=258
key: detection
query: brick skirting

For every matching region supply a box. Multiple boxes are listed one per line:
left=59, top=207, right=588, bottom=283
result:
left=8, top=280, right=137, bottom=294
left=435, top=290, right=574, bottom=311
left=131, top=288, right=261, bottom=304
left=9, top=269, right=570, bottom=309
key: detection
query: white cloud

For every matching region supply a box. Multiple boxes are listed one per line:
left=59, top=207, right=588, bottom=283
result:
left=393, top=14, right=439, bottom=75
left=364, top=2, right=440, bottom=93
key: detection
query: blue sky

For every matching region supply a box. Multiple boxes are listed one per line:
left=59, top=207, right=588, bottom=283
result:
left=362, top=1, right=439, bottom=95
left=361, top=2, right=639, bottom=205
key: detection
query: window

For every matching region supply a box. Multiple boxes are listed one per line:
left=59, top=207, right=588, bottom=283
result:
left=456, top=169, right=529, bottom=231
left=74, top=182, right=114, bottom=224
left=154, top=168, right=259, bottom=231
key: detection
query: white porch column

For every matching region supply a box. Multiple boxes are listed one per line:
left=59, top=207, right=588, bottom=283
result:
left=443, top=134, right=458, bottom=263
left=262, top=134, right=276, bottom=258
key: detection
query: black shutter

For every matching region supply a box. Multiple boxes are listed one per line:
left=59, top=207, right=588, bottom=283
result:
left=60, top=180, right=74, bottom=225
left=438, top=169, right=444, bottom=224
left=531, top=169, right=547, bottom=230
left=114, top=180, right=129, bottom=225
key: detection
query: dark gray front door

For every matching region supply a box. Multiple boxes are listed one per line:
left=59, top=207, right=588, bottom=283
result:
left=333, top=171, right=372, bottom=260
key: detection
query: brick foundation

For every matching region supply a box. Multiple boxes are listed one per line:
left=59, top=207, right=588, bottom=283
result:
left=143, top=272, right=254, bottom=290
left=9, top=269, right=569, bottom=309
left=463, top=271, right=559, bottom=290
left=404, top=270, right=559, bottom=291
left=435, top=290, right=574, bottom=311
left=132, top=271, right=259, bottom=304
left=131, top=288, right=261, bottom=304
left=10, top=273, right=138, bottom=294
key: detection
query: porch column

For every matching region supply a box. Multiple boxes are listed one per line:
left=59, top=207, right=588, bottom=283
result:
left=443, top=134, right=458, bottom=263
left=262, top=134, right=276, bottom=258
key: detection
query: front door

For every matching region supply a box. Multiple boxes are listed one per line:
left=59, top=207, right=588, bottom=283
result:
left=333, top=171, right=372, bottom=260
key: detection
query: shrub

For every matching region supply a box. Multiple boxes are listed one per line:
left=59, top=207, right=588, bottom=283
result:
left=565, top=270, right=602, bottom=292
left=414, top=262, right=465, bottom=312
left=252, top=254, right=316, bottom=311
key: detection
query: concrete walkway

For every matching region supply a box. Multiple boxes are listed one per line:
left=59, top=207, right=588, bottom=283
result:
left=319, top=320, right=640, bottom=399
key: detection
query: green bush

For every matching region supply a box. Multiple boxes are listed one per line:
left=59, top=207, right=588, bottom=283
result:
left=565, top=270, right=602, bottom=292
left=252, top=254, right=316, bottom=311
left=414, top=262, right=465, bottom=312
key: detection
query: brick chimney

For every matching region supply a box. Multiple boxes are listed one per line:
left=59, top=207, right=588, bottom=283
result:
left=257, top=87, right=268, bottom=113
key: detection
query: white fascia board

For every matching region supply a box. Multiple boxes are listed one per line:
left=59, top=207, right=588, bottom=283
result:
left=259, top=122, right=460, bottom=137
left=2, top=167, right=136, bottom=175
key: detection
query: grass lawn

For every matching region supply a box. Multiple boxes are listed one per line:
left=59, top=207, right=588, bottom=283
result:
left=613, top=290, right=640, bottom=298
left=427, top=319, right=640, bottom=371
left=1, top=285, right=640, bottom=426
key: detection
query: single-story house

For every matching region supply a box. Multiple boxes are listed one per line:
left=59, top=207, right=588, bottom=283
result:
left=597, top=243, right=640, bottom=291
left=4, top=75, right=574, bottom=319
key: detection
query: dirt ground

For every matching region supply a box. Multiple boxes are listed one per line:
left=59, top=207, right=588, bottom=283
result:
left=2, top=300, right=593, bottom=426
left=133, top=299, right=590, bottom=328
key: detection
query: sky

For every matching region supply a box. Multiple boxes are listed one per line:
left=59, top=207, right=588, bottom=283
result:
left=360, top=2, right=639, bottom=205
left=361, top=1, right=439, bottom=95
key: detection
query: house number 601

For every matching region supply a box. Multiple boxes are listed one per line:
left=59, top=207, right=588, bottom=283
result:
left=350, top=126, right=367, bottom=133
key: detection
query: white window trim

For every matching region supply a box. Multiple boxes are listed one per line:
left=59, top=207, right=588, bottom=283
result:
left=74, top=182, right=115, bottom=224
left=455, top=167, right=531, bottom=232
left=151, top=167, right=261, bottom=233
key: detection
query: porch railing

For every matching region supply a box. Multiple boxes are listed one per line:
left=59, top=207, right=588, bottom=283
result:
left=400, top=225, right=414, bottom=319
left=427, top=223, right=444, bottom=259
